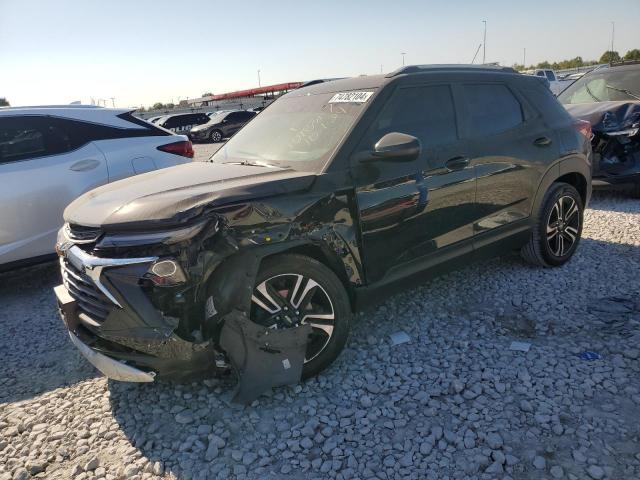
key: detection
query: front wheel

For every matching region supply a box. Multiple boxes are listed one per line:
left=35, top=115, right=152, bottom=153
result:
left=521, top=182, right=584, bottom=267
left=250, top=254, right=351, bottom=379
left=209, top=129, right=223, bottom=143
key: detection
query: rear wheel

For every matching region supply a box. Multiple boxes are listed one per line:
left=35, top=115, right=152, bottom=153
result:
left=209, top=130, right=223, bottom=143
left=250, top=254, right=351, bottom=379
left=521, top=182, right=584, bottom=267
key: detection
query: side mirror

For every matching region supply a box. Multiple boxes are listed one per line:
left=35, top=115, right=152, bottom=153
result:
left=360, top=132, right=421, bottom=163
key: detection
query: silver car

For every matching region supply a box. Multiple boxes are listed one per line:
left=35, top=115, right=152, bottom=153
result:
left=0, top=105, right=194, bottom=270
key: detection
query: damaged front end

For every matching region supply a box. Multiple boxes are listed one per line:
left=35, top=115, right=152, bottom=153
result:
left=566, top=101, right=640, bottom=189
left=54, top=186, right=361, bottom=403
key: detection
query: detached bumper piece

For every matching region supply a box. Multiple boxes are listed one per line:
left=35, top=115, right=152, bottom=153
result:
left=220, top=310, right=311, bottom=404
left=68, top=330, right=155, bottom=382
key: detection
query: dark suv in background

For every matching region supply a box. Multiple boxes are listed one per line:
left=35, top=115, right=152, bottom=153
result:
left=559, top=62, right=640, bottom=197
left=156, top=113, right=210, bottom=135
left=55, top=65, right=591, bottom=402
left=188, top=110, right=257, bottom=142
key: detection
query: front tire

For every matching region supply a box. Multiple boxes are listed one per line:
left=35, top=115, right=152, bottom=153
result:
left=250, top=254, right=351, bottom=379
left=521, top=182, right=584, bottom=267
left=209, top=130, right=223, bottom=143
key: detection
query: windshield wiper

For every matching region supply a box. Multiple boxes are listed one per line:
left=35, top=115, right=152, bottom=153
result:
left=606, top=84, right=640, bottom=101
left=584, top=84, right=601, bottom=102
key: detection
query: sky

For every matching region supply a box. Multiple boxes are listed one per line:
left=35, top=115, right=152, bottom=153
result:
left=1, top=0, right=638, bottom=108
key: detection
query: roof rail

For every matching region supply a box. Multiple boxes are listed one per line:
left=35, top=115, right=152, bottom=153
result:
left=386, top=64, right=517, bottom=78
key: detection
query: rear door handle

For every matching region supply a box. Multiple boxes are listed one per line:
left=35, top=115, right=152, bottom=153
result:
left=445, top=156, right=470, bottom=171
left=534, top=136, right=552, bottom=147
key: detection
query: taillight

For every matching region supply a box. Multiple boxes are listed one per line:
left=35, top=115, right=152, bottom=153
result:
left=573, top=119, right=592, bottom=140
left=157, top=140, right=194, bottom=158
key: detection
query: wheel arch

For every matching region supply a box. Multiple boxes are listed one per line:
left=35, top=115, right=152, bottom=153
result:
left=531, top=156, right=591, bottom=216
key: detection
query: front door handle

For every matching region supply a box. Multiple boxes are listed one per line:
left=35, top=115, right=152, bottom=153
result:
left=69, top=159, right=100, bottom=172
left=534, top=136, right=552, bottom=147
left=445, top=156, right=470, bottom=171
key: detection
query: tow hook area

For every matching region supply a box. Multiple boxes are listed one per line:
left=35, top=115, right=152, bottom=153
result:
left=219, top=310, right=311, bottom=404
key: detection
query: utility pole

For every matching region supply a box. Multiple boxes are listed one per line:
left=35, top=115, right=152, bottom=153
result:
left=401, top=52, right=406, bottom=66
left=110, top=97, right=115, bottom=107
left=610, top=22, right=615, bottom=64
left=482, top=20, right=487, bottom=64
left=257, top=69, right=261, bottom=87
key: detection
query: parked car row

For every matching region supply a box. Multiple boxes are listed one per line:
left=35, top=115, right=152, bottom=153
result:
left=1, top=61, right=637, bottom=401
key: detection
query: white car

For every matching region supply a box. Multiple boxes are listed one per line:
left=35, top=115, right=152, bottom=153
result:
left=0, top=105, right=194, bottom=270
left=524, top=69, right=564, bottom=95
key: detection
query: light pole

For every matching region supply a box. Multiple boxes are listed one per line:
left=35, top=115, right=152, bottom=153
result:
left=610, top=22, right=615, bottom=63
left=257, top=69, right=261, bottom=87
left=482, top=20, right=487, bottom=64
left=401, top=52, right=406, bottom=66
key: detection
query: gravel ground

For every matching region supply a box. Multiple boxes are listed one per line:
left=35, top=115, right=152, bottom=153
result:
left=1, top=192, right=639, bottom=480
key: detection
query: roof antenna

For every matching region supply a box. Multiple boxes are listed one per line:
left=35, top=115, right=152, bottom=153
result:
left=471, top=43, right=482, bottom=64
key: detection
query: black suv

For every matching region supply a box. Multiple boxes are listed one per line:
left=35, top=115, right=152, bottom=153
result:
left=157, top=113, right=210, bottom=135
left=188, top=110, right=257, bottom=143
left=55, top=65, right=591, bottom=401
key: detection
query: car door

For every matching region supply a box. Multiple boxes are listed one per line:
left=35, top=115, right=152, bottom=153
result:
left=0, top=116, right=107, bottom=266
left=223, top=112, right=245, bottom=136
left=457, top=82, right=560, bottom=245
left=350, top=83, right=477, bottom=284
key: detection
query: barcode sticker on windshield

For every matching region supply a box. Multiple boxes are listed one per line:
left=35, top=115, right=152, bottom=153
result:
left=328, top=91, right=374, bottom=103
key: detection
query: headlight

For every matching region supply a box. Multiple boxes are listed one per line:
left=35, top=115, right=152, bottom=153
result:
left=145, top=259, right=187, bottom=286
left=96, top=221, right=212, bottom=248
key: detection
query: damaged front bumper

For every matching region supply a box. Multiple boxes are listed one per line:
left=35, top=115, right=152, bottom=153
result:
left=55, top=245, right=221, bottom=381
left=55, top=242, right=312, bottom=403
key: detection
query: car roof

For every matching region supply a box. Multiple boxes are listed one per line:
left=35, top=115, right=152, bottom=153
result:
left=289, top=64, right=520, bottom=97
left=0, top=105, right=146, bottom=129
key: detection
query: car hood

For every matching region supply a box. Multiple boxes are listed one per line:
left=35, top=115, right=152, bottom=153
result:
left=64, top=162, right=316, bottom=230
left=564, top=100, right=640, bottom=133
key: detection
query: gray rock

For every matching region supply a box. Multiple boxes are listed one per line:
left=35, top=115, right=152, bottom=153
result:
left=551, top=465, right=564, bottom=479
left=586, top=465, right=605, bottom=479
left=486, top=432, right=503, bottom=449
left=533, top=456, right=546, bottom=470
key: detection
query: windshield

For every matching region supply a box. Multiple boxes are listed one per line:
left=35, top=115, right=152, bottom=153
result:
left=558, top=68, right=640, bottom=104
left=211, top=91, right=370, bottom=171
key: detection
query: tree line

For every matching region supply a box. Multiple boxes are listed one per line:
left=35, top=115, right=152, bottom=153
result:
left=512, top=49, right=640, bottom=72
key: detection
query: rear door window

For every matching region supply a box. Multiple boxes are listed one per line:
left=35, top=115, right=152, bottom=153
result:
left=366, top=84, right=458, bottom=149
left=545, top=70, right=556, bottom=82
left=0, top=116, right=74, bottom=163
left=461, top=84, right=524, bottom=137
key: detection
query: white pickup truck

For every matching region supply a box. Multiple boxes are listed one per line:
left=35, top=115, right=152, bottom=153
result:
left=525, top=69, right=565, bottom=95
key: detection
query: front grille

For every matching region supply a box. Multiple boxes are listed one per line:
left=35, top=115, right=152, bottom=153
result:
left=66, top=223, right=102, bottom=244
left=60, top=258, right=113, bottom=323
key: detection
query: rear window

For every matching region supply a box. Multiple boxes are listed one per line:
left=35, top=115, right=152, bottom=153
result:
left=462, top=84, right=524, bottom=137
left=545, top=71, right=556, bottom=82
left=0, top=118, right=47, bottom=162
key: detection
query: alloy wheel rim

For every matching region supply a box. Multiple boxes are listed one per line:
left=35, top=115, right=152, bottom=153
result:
left=250, top=273, right=335, bottom=363
left=212, top=131, right=221, bottom=141
left=546, top=195, right=580, bottom=257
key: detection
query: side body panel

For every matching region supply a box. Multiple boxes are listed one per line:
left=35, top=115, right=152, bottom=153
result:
left=0, top=143, right=108, bottom=264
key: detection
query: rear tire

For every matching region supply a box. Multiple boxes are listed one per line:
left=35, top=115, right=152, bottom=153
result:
left=521, top=182, right=584, bottom=267
left=250, top=254, right=351, bottom=379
